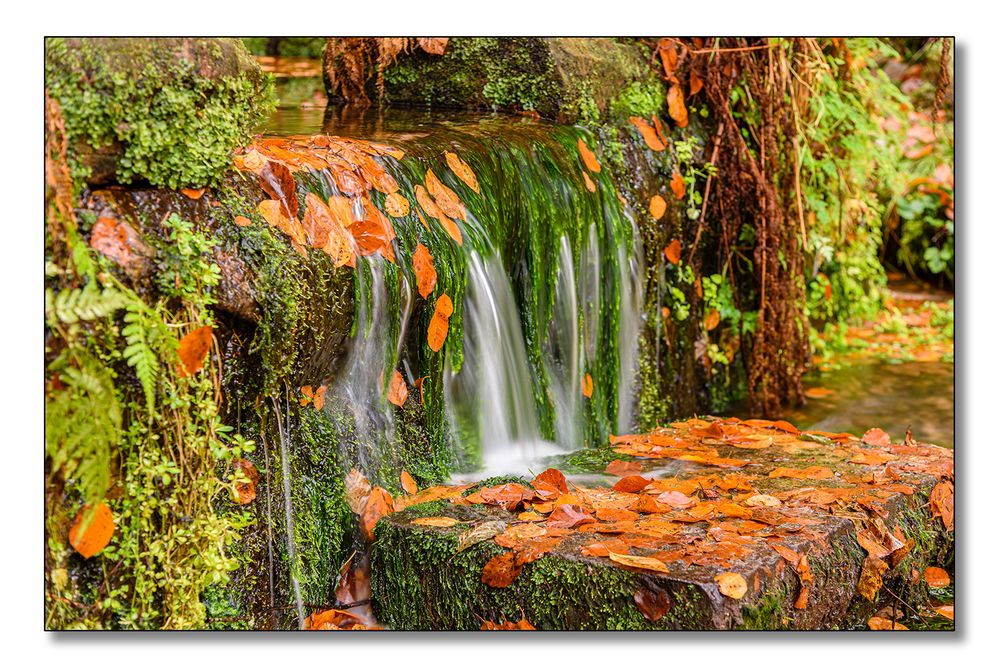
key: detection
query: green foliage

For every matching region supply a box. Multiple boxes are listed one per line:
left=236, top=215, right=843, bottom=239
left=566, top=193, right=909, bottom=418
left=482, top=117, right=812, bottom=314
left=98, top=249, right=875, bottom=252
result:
left=609, top=80, right=664, bottom=120
left=45, top=37, right=275, bottom=189
left=241, top=37, right=326, bottom=58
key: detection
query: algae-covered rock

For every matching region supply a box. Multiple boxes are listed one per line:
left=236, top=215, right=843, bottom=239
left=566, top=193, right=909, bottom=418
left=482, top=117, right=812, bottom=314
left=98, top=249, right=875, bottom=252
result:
left=46, top=37, right=275, bottom=189
left=325, top=38, right=662, bottom=124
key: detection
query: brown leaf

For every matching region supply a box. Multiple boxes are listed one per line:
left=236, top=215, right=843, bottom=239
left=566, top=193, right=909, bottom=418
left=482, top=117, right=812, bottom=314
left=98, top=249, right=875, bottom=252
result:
left=360, top=486, right=394, bottom=542
left=68, top=502, right=115, bottom=559
left=383, top=192, right=411, bottom=217
left=577, top=138, right=601, bottom=173
left=768, top=466, right=834, bottom=480
left=400, top=470, right=418, bottom=495
left=670, top=170, right=686, bottom=199
left=546, top=504, right=597, bottom=529
left=427, top=293, right=454, bottom=352
left=609, top=552, right=670, bottom=573
left=444, top=151, right=480, bottom=193
left=634, top=588, right=671, bottom=622
left=417, top=38, right=449, bottom=55
left=387, top=369, right=408, bottom=407
left=345, top=469, right=371, bottom=514
left=629, top=117, right=666, bottom=151
left=412, top=242, right=437, bottom=299
left=657, top=38, right=679, bottom=80
left=231, top=458, right=259, bottom=505
left=924, top=566, right=950, bottom=588
left=665, top=239, right=682, bottom=264
left=426, top=168, right=467, bottom=222
left=667, top=84, right=689, bottom=128
left=858, top=555, right=888, bottom=601
left=259, top=160, right=298, bottom=218
left=613, top=475, right=652, bottom=493
left=604, top=459, right=642, bottom=477
left=481, top=552, right=523, bottom=588
left=715, top=572, right=748, bottom=599
left=689, top=70, right=704, bottom=96
left=456, top=520, right=507, bottom=552
left=649, top=194, right=667, bottom=220
left=656, top=490, right=695, bottom=509
left=929, top=480, right=954, bottom=531
left=177, top=326, right=213, bottom=377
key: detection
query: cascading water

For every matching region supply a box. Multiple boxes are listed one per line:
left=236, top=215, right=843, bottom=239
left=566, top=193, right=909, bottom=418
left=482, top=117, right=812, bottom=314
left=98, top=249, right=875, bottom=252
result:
left=616, top=220, right=645, bottom=434
left=543, top=236, right=583, bottom=451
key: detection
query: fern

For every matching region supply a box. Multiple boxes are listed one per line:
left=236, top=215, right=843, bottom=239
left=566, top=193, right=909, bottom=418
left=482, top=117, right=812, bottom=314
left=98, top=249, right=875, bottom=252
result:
left=45, top=349, right=121, bottom=509
left=121, top=301, right=162, bottom=414
left=45, top=282, right=130, bottom=325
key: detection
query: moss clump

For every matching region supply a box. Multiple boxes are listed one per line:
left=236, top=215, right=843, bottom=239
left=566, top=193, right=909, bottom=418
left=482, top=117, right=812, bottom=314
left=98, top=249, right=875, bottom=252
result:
left=45, top=37, right=275, bottom=189
left=609, top=80, right=666, bottom=121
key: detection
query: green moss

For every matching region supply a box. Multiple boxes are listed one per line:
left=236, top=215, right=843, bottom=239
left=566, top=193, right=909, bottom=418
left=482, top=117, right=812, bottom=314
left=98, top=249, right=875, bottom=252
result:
left=741, top=593, right=789, bottom=630
left=546, top=446, right=632, bottom=474
left=45, top=37, right=275, bottom=188
left=609, top=80, right=665, bottom=121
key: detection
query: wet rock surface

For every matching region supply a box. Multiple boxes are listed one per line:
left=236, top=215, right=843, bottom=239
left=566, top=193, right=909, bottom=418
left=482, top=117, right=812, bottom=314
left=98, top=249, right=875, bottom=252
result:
left=371, top=417, right=953, bottom=630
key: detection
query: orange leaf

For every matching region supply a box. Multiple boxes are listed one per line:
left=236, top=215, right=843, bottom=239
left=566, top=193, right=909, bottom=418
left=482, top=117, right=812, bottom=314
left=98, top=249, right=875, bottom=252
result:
left=689, top=70, right=704, bottom=96
left=665, top=239, right=682, bottom=264
left=583, top=172, right=596, bottom=193
left=604, top=459, right=641, bottom=476
left=482, top=552, right=522, bottom=588
left=670, top=170, right=686, bottom=199
left=929, top=480, right=954, bottom=531
left=234, top=215, right=252, bottom=227
left=360, top=487, right=394, bottom=542
left=313, top=385, right=327, bottom=410
left=232, top=458, right=260, bottom=505
left=582, top=373, right=593, bottom=398
left=400, top=470, right=418, bottom=495
left=577, top=138, right=601, bottom=173
left=613, top=475, right=652, bottom=493
left=924, top=566, right=950, bottom=588
left=439, top=216, right=463, bottom=246
left=868, top=616, right=908, bottom=630
left=652, top=115, right=669, bottom=146
left=704, top=309, right=720, bottom=331
left=657, top=38, right=679, bottom=80
left=546, top=504, right=597, bottom=529
left=177, top=325, right=213, bottom=377
left=629, top=117, right=666, bottom=151
left=387, top=369, right=408, bottom=407
left=426, top=168, right=467, bottom=222
left=383, top=192, right=411, bottom=217
left=667, top=84, right=689, bottom=128
left=258, top=199, right=308, bottom=247
left=862, top=428, right=891, bottom=448
left=444, top=151, right=480, bottom=193
left=417, top=38, right=449, bottom=55
left=715, top=572, right=747, bottom=599
left=414, top=184, right=443, bottom=220
left=634, top=588, right=671, bottom=623
left=608, top=552, right=670, bottom=574
left=412, top=242, right=438, bottom=299
left=532, top=468, right=568, bottom=494
left=427, top=294, right=454, bottom=352
left=649, top=194, right=667, bottom=220
left=259, top=160, right=298, bottom=218
left=180, top=187, right=205, bottom=200
left=68, top=502, right=115, bottom=559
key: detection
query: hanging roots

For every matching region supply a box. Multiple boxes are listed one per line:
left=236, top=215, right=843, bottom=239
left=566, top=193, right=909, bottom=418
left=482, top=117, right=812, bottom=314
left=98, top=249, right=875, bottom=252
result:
left=323, top=38, right=450, bottom=104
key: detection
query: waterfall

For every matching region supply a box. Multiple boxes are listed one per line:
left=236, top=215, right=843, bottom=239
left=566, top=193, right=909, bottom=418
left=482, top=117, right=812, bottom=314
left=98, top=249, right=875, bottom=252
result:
left=544, top=236, right=582, bottom=450
left=271, top=397, right=305, bottom=628
left=445, top=252, right=560, bottom=475
left=616, top=221, right=645, bottom=433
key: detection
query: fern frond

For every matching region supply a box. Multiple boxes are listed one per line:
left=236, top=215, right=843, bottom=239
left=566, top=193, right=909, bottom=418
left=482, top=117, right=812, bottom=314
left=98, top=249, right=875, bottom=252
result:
left=46, top=282, right=130, bottom=326
left=122, top=302, right=161, bottom=414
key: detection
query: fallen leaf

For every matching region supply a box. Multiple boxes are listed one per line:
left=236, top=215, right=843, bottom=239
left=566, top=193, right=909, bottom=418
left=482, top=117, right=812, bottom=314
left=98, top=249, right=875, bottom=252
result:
left=746, top=494, right=781, bottom=507
left=412, top=243, right=437, bottom=299
left=180, top=187, right=205, bottom=200
left=670, top=170, right=686, bottom=199
left=768, top=466, right=834, bottom=481
left=383, top=192, right=411, bottom=217
left=582, top=373, right=593, bottom=398
left=532, top=468, right=568, bottom=494
left=689, top=70, right=704, bottom=96
left=714, top=572, right=747, bottom=599
left=417, top=38, right=449, bottom=55
left=649, top=194, right=667, bottom=220
left=604, top=459, right=642, bottom=477
left=704, top=309, right=720, bottom=331
left=583, top=172, right=597, bottom=193
left=665, top=239, right=682, bottom=264
left=345, top=469, right=371, bottom=514
left=360, top=487, right=394, bottom=542
left=613, top=475, right=652, bottom=493
left=427, top=294, right=454, bottom=352
left=656, top=490, right=695, bottom=509
left=89, top=216, right=147, bottom=268
left=868, top=616, right=908, bottom=630
left=578, top=138, right=601, bottom=173
left=934, top=605, right=954, bottom=620
left=411, top=516, right=459, bottom=528
left=634, top=588, right=671, bottom=622
left=629, top=117, right=666, bottom=151
left=862, top=428, right=891, bottom=448
left=667, top=84, right=689, bottom=128
left=804, top=387, right=835, bottom=399
left=234, top=215, right=252, bottom=227
left=387, top=369, right=408, bottom=407
left=858, top=555, right=888, bottom=601
left=68, top=502, right=115, bottom=559
left=258, top=199, right=308, bottom=247
left=259, top=160, right=298, bottom=218
left=547, top=504, right=597, bottom=529
left=177, top=325, right=213, bottom=377
left=929, top=480, right=954, bottom=531
left=426, top=168, right=466, bottom=222
left=609, top=552, right=670, bottom=573
left=231, top=458, right=259, bottom=505
left=456, top=520, right=507, bottom=552
left=924, top=566, right=950, bottom=588
left=444, top=151, right=480, bottom=193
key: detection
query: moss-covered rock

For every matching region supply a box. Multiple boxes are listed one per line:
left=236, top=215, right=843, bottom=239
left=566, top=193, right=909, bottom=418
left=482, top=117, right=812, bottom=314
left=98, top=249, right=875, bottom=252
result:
left=46, top=37, right=275, bottom=189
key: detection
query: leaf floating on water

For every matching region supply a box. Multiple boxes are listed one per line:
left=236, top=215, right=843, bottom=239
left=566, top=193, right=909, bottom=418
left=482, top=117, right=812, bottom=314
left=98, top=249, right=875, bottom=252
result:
left=714, top=572, right=747, bottom=599
left=804, top=387, right=835, bottom=399
left=426, top=168, right=467, bottom=222
left=649, top=194, right=667, bottom=220
left=604, top=459, right=641, bottom=477
left=634, top=589, right=671, bottom=622
left=417, top=38, right=449, bottom=55
left=608, top=552, right=670, bottom=574
left=665, top=239, right=682, bottom=264
left=177, top=325, right=213, bottom=377
left=427, top=293, right=454, bottom=352
left=629, top=117, right=666, bottom=151
left=582, top=373, right=593, bottom=398
left=411, top=516, right=461, bottom=529
left=69, top=502, right=115, bottom=559
left=383, top=192, right=411, bottom=217
left=259, top=160, right=299, bottom=218
left=577, top=138, right=601, bottom=173
left=400, top=470, right=418, bottom=495
left=456, top=520, right=507, bottom=552
left=387, top=369, right=408, bottom=407
left=345, top=469, right=371, bottom=515
left=231, top=458, right=259, bottom=505
left=412, top=243, right=437, bottom=299
left=482, top=551, right=523, bottom=588
left=670, top=170, right=686, bottom=199
left=924, top=566, right=950, bottom=588
left=667, top=83, right=689, bottom=128
left=444, top=151, right=480, bottom=193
